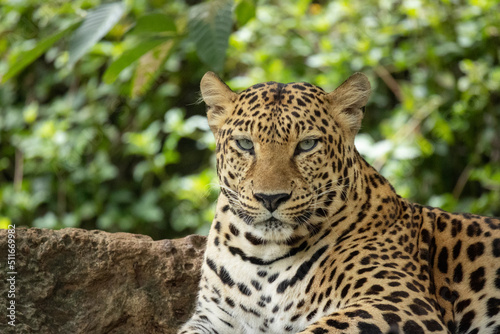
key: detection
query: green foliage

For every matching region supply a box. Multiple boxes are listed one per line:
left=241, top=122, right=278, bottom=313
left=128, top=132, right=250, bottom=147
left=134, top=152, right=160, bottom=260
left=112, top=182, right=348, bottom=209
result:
left=130, top=13, right=177, bottom=35
left=188, top=0, right=234, bottom=72
left=68, top=2, right=126, bottom=66
left=1, top=0, right=499, bottom=236
left=235, top=0, right=257, bottom=27
left=1, top=22, right=80, bottom=82
left=102, top=38, right=167, bottom=84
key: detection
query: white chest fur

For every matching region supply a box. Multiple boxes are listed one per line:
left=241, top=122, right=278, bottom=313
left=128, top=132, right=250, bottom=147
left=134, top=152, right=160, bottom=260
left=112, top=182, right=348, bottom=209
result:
left=201, top=237, right=336, bottom=334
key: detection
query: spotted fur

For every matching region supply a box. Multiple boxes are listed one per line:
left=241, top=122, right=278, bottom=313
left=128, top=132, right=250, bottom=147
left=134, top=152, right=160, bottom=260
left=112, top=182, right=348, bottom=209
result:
left=178, top=72, right=500, bottom=334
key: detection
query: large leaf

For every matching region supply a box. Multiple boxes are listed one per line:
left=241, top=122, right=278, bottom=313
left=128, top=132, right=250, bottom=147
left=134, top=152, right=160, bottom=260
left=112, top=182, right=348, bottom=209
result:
left=129, top=13, right=177, bottom=35
left=103, top=38, right=169, bottom=84
left=1, top=22, right=80, bottom=83
left=235, top=0, right=256, bottom=27
left=188, top=0, right=233, bottom=72
left=68, top=2, right=126, bottom=66
left=131, top=39, right=175, bottom=98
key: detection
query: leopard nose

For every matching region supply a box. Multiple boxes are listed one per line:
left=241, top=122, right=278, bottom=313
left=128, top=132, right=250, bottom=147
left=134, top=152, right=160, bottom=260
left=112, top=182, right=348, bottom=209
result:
left=254, top=192, right=291, bottom=213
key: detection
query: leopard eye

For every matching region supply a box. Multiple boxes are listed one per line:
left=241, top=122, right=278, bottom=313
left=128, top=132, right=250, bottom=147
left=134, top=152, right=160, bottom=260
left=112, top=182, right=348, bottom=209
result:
left=236, top=139, right=254, bottom=151
left=297, top=139, right=318, bottom=153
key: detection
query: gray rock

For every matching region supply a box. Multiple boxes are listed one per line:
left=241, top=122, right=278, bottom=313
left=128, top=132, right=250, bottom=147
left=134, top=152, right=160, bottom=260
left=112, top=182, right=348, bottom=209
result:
left=0, top=227, right=205, bottom=334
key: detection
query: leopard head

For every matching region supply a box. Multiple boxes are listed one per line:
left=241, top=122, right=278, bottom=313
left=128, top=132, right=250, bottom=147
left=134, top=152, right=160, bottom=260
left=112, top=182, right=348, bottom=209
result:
left=201, top=72, right=371, bottom=242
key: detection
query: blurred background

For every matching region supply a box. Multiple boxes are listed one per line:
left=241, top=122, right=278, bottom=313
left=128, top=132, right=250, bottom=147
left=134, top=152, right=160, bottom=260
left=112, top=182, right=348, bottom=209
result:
left=1, top=0, right=499, bottom=240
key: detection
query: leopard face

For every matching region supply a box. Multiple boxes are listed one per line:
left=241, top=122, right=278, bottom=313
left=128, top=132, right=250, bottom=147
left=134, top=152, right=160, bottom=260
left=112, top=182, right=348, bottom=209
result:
left=202, top=73, right=370, bottom=243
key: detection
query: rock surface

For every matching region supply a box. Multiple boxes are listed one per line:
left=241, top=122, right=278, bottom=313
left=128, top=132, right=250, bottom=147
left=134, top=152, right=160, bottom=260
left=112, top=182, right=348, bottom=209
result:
left=0, top=227, right=206, bottom=334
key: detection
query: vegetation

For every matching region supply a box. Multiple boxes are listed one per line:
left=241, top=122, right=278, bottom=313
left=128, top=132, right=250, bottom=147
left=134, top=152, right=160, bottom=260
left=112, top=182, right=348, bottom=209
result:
left=1, top=0, right=499, bottom=239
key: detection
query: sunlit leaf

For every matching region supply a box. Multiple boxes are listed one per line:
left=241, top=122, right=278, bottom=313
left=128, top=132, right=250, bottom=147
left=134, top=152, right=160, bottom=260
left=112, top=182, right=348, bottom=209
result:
left=0, top=217, right=11, bottom=229
left=131, top=39, right=175, bottom=98
left=1, top=22, right=80, bottom=83
left=68, top=2, right=126, bottom=66
left=188, top=0, right=233, bottom=72
left=103, top=38, right=168, bottom=84
left=235, top=0, right=256, bottom=26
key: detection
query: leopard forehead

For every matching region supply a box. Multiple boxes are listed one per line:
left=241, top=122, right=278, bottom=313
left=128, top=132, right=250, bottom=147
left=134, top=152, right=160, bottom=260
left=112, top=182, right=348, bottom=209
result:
left=226, top=81, right=331, bottom=142
left=237, top=81, right=326, bottom=112
left=240, top=81, right=325, bottom=101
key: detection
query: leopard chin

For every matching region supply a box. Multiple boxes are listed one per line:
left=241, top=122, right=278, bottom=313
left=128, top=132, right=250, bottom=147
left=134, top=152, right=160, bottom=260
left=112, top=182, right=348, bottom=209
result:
left=249, top=218, right=296, bottom=241
left=258, top=217, right=284, bottom=227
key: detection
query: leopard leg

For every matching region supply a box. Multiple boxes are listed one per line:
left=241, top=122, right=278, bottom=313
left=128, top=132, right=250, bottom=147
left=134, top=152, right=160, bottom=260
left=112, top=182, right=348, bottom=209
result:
left=178, top=299, right=239, bottom=334
left=177, top=313, right=218, bottom=334
left=297, top=303, right=448, bottom=334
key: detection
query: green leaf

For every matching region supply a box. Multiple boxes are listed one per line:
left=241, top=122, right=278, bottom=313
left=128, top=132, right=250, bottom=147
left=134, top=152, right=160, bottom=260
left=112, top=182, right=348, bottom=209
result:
left=131, top=39, right=175, bottom=98
left=188, top=0, right=233, bottom=72
left=235, top=0, right=256, bottom=26
left=103, top=38, right=168, bottom=84
left=129, top=13, right=177, bottom=35
left=1, top=22, right=80, bottom=83
left=68, top=2, right=126, bottom=66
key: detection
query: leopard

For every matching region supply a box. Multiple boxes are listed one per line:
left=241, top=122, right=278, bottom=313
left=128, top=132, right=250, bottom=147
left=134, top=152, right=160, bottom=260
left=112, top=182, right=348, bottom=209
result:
left=178, top=71, right=500, bottom=334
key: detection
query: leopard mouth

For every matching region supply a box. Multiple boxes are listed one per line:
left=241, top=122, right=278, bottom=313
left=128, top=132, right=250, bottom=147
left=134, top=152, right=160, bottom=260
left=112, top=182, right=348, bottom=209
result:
left=254, top=217, right=283, bottom=226
left=265, top=218, right=283, bottom=225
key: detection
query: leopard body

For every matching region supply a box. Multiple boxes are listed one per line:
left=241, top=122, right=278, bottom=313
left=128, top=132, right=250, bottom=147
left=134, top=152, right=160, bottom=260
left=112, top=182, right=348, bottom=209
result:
left=178, top=72, right=500, bottom=334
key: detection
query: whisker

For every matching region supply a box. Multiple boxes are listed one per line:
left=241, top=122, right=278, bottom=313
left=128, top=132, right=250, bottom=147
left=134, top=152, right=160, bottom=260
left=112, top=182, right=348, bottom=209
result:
left=312, top=177, right=348, bottom=193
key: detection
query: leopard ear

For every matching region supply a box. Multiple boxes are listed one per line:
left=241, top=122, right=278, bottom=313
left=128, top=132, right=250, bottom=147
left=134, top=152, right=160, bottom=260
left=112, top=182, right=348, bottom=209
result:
left=327, top=73, right=371, bottom=136
left=200, top=72, right=237, bottom=134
